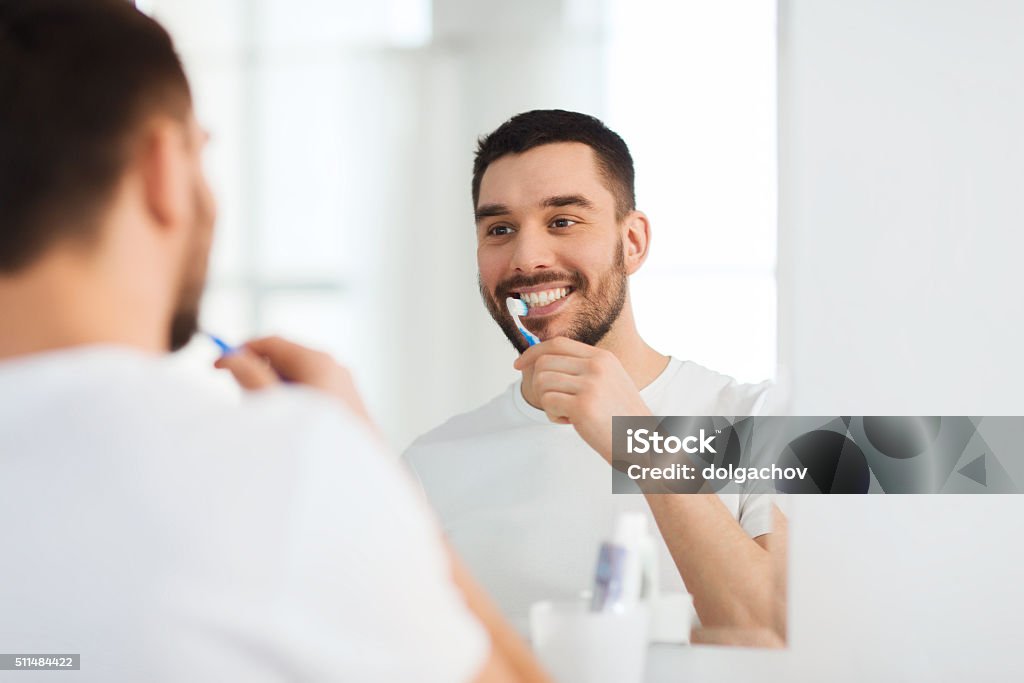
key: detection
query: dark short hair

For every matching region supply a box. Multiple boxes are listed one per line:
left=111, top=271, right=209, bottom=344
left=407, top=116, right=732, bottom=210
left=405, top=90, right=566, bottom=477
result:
left=472, top=109, right=636, bottom=219
left=0, top=0, right=191, bottom=272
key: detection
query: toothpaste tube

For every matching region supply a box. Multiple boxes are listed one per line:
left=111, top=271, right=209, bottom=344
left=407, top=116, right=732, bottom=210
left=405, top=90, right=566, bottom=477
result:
left=589, top=542, right=627, bottom=612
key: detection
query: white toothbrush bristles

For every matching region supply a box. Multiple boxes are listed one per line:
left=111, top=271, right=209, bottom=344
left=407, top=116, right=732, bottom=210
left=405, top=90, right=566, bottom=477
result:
left=506, top=297, right=528, bottom=317
left=505, top=296, right=539, bottom=346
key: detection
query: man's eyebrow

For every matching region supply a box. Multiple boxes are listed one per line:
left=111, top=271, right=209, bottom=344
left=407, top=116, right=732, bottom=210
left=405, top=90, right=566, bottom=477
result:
left=541, top=194, right=595, bottom=210
left=474, top=203, right=511, bottom=222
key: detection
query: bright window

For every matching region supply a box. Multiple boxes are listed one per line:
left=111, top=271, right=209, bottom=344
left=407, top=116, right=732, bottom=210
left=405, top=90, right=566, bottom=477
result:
left=606, top=0, right=777, bottom=383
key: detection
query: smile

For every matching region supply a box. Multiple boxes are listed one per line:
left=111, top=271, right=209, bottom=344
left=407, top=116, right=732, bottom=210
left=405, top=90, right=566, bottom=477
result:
left=512, top=286, right=575, bottom=316
left=516, top=286, right=572, bottom=307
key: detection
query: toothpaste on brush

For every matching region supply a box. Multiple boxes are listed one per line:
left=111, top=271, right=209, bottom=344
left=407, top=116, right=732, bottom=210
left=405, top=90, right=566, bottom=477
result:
left=505, top=297, right=540, bottom=346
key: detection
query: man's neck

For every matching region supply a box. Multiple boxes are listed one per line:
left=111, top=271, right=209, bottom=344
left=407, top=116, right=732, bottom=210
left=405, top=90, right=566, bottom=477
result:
left=591, top=317, right=670, bottom=390
left=0, top=251, right=167, bottom=362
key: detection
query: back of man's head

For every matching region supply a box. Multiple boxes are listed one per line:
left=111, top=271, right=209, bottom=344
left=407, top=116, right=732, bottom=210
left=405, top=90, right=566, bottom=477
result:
left=0, top=0, right=191, bottom=273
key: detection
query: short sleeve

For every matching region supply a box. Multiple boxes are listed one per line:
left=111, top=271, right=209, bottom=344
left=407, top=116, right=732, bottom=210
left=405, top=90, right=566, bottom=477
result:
left=737, top=492, right=776, bottom=539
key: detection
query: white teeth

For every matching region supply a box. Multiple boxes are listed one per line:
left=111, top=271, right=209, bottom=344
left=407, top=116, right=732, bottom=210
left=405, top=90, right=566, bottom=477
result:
left=520, top=287, right=570, bottom=308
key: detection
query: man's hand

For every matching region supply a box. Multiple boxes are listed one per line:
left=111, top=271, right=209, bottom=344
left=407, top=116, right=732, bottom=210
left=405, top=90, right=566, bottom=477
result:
left=214, top=336, right=375, bottom=430
left=514, top=337, right=651, bottom=462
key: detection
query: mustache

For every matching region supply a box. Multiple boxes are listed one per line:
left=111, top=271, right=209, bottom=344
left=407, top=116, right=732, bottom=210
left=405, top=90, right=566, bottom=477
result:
left=494, top=271, right=587, bottom=299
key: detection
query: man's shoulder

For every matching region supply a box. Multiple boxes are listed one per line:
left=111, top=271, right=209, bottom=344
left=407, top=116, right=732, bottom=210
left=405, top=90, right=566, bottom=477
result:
left=666, top=358, right=774, bottom=415
left=404, top=382, right=521, bottom=457
left=1, top=345, right=368, bottom=455
left=136, top=355, right=361, bottom=441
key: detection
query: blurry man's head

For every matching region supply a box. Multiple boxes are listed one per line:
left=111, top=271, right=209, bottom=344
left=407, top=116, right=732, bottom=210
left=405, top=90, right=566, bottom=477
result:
left=473, top=110, right=650, bottom=353
left=0, top=0, right=214, bottom=351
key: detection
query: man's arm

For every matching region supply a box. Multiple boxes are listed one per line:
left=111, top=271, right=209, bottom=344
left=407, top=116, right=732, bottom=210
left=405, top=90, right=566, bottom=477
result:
left=515, top=337, right=787, bottom=642
left=448, top=545, right=555, bottom=683
left=644, top=496, right=787, bottom=641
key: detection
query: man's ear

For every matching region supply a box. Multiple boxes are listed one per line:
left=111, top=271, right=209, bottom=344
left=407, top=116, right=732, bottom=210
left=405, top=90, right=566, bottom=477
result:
left=136, top=117, right=190, bottom=233
left=622, top=210, right=651, bottom=275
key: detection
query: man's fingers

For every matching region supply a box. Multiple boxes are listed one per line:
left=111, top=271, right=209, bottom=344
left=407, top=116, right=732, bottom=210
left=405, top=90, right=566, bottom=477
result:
left=513, top=336, right=594, bottom=370
left=219, top=335, right=379, bottom=436
left=533, top=354, right=588, bottom=376
left=533, top=370, right=583, bottom=396
left=242, top=336, right=327, bottom=381
left=538, top=390, right=574, bottom=424
left=211, top=334, right=383, bottom=437
left=214, top=349, right=280, bottom=390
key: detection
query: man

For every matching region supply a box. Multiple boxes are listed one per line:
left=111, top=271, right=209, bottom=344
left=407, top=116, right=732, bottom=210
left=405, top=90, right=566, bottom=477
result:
left=404, top=110, right=788, bottom=644
left=0, top=2, right=548, bottom=680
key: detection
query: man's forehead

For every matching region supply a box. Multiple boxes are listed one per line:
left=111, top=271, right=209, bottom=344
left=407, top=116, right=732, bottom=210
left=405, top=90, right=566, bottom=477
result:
left=476, top=142, right=613, bottom=210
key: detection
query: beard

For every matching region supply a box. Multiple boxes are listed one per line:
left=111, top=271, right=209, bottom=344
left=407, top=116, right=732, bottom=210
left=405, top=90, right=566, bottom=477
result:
left=168, top=287, right=202, bottom=352
left=480, top=241, right=628, bottom=354
left=168, top=179, right=215, bottom=352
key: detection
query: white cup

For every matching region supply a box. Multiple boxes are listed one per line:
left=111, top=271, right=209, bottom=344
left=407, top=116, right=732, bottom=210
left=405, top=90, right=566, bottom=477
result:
left=529, top=600, right=649, bottom=683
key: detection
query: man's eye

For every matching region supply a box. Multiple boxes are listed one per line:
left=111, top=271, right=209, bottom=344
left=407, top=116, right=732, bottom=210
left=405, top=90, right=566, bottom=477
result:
left=551, top=218, right=577, bottom=229
left=489, top=225, right=514, bottom=236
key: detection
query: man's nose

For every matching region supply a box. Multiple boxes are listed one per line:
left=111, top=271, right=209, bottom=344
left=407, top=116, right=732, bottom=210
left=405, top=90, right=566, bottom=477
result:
left=509, top=225, right=556, bottom=273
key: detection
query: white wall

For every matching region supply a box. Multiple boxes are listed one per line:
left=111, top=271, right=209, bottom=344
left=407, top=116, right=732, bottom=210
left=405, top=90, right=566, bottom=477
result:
left=778, top=1, right=1024, bottom=678
left=607, top=0, right=778, bottom=386
left=778, top=0, right=1024, bottom=415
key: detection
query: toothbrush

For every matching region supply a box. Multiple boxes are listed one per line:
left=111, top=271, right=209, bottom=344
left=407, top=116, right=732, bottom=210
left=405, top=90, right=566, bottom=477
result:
left=506, top=297, right=540, bottom=347
left=204, top=331, right=237, bottom=355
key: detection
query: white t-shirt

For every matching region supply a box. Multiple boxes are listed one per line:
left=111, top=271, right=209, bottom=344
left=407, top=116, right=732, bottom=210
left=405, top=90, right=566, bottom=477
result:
left=404, top=357, right=774, bottom=630
left=0, top=346, right=487, bottom=683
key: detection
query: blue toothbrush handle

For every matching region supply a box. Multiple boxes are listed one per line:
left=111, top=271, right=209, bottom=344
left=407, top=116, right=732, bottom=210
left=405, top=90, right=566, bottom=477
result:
left=204, top=332, right=236, bottom=355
